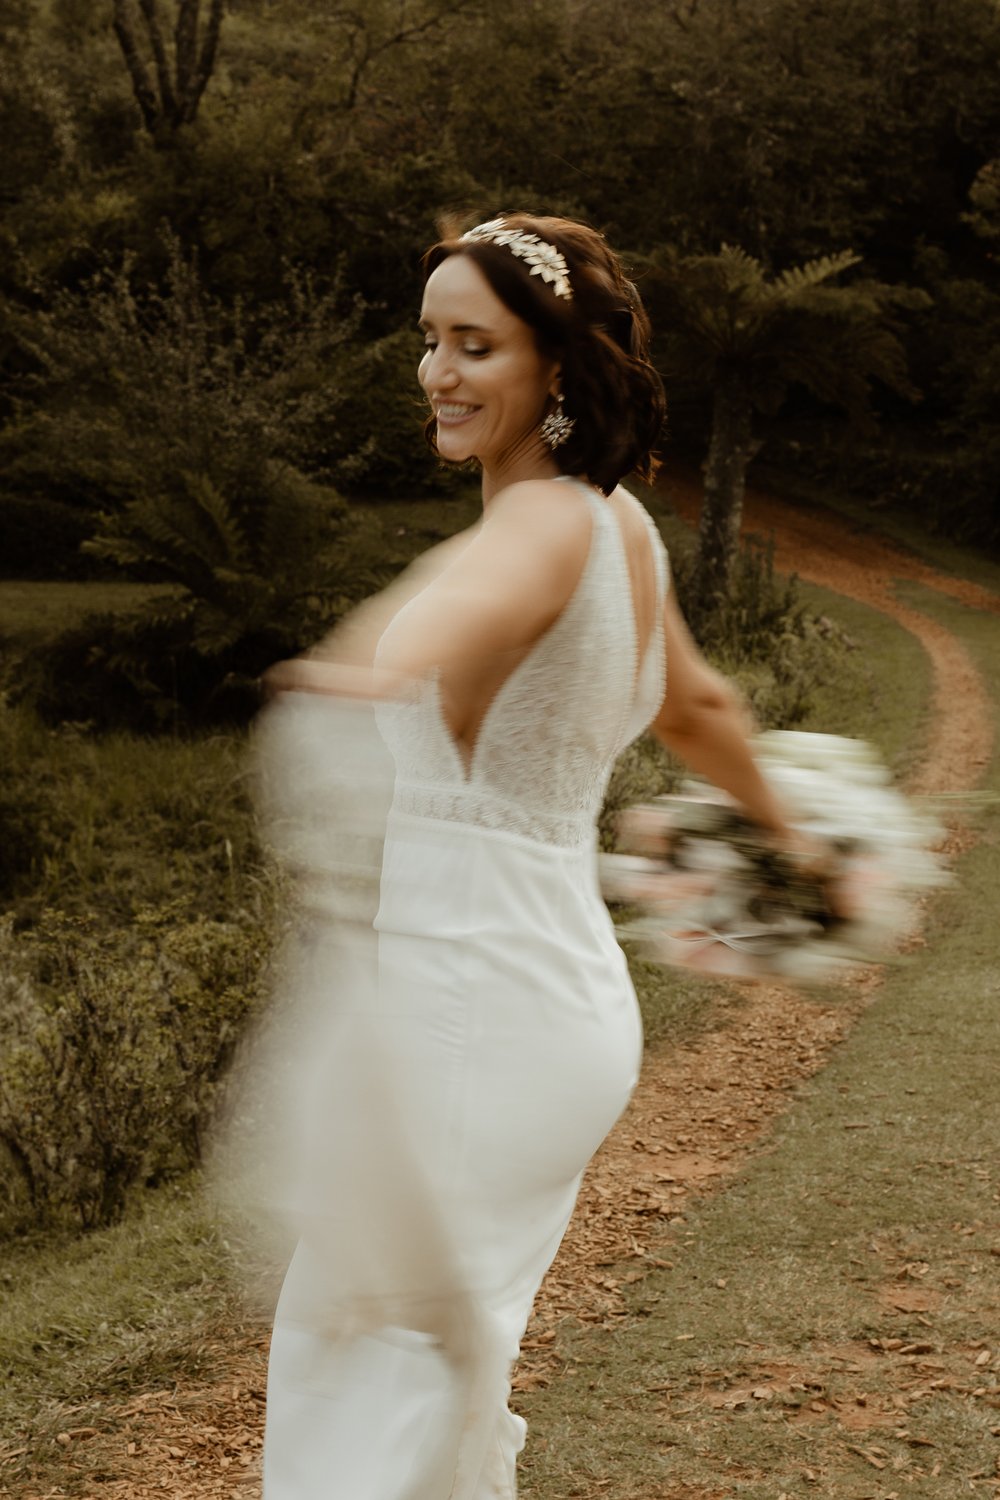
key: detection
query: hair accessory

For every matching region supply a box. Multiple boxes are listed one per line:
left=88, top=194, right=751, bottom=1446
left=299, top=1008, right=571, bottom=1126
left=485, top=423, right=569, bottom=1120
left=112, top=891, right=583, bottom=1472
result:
left=540, top=393, right=574, bottom=450
left=461, top=218, right=573, bottom=300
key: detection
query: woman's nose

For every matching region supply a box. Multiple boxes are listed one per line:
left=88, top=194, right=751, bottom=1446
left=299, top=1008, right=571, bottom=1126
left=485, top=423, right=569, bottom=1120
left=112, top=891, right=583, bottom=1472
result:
left=421, top=344, right=459, bottom=392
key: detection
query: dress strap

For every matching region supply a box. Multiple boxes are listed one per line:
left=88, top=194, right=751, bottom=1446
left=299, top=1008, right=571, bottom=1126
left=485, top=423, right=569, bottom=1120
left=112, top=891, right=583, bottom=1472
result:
left=640, top=504, right=671, bottom=606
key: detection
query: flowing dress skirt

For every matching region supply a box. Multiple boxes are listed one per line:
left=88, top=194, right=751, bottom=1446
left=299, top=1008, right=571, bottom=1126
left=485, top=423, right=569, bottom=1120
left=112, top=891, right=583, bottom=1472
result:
left=263, top=810, right=643, bottom=1499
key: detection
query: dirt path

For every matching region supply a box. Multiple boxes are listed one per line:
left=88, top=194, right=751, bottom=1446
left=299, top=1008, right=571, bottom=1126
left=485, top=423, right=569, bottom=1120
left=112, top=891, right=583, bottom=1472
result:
left=519, top=474, right=996, bottom=1375
left=664, top=471, right=998, bottom=797
left=15, top=478, right=998, bottom=1500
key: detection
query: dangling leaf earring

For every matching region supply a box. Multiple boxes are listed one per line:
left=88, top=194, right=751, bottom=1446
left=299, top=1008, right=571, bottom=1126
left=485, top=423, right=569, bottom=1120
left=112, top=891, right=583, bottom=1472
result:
left=540, top=392, right=574, bottom=450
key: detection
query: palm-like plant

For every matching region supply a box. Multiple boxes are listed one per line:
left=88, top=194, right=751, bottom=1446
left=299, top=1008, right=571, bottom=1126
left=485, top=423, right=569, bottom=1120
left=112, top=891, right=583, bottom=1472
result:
left=5, top=239, right=378, bottom=726
left=645, top=245, right=929, bottom=609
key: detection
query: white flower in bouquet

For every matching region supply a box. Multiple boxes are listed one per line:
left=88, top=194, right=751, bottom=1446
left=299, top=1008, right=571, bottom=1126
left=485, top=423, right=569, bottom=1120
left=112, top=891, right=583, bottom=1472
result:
left=601, top=731, right=949, bottom=983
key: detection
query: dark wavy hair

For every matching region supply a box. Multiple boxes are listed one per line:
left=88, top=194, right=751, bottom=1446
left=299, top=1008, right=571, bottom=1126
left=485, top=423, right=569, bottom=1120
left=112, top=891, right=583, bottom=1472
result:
left=421, top=213, right=666, bottom=496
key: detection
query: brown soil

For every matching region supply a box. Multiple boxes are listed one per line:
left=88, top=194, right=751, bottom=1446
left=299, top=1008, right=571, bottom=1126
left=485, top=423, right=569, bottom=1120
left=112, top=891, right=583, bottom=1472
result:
left=6, top=477, right=997, bottom=1500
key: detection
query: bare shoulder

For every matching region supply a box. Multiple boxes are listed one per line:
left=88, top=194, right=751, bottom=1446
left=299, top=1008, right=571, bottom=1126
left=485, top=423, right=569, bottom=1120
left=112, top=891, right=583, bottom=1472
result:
left=404, top=520, right=479, bottom=584
left=488, top=476, right=592, bottom=528
left=479, top=477, right=594, bottom=579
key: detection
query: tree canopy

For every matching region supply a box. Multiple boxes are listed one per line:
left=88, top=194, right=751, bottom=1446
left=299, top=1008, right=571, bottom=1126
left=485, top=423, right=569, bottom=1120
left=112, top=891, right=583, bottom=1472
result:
left=2, top=0, right=999, bottom=613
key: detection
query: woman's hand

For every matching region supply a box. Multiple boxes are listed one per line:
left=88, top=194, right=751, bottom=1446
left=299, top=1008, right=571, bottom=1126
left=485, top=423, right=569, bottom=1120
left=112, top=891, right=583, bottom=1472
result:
left=260, top=656, right=405, bottom=703
left=261, top=657, right=332, bottom=700
left=763, top=826, right=855, bottom=922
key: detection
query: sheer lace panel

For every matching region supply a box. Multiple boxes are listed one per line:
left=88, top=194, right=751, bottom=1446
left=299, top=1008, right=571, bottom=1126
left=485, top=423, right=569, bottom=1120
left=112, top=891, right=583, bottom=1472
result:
left=376, top=482, right=669, bottom=849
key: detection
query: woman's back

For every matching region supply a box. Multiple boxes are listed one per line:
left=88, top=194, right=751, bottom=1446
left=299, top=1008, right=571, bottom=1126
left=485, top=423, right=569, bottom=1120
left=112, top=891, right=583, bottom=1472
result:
left=375, top=480, right=668, bottom=850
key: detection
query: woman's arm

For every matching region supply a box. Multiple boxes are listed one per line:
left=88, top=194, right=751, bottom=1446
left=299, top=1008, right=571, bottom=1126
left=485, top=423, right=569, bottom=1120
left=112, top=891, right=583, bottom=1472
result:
left=265, top=480, right=592, bottom=697
left=651, top=587, right=795, bottom=840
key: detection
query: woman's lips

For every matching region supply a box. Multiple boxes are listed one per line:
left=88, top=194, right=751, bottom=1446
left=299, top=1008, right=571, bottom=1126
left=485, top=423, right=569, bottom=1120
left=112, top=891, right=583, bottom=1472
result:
left=435, top=403, right=480, bottom=427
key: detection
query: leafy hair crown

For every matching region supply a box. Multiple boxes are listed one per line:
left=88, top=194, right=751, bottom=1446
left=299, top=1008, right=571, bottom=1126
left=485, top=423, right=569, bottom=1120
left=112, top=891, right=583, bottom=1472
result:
left=461, top=218, right=573, bottom=301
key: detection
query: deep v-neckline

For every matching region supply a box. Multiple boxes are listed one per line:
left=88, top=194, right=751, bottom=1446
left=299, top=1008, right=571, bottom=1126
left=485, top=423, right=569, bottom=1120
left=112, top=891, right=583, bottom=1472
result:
left=433, top=479, right=659, bottom=784
left=432, top=498, right=606, bottom=783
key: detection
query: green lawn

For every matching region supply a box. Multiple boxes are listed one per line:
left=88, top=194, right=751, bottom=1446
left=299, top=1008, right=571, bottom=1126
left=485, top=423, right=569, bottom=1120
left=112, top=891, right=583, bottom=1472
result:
left=0, top=579, right=176, bottom=644
left=518, top=585, right=1000, bottom=1500
left=0, top=502, right=988, bottom=1499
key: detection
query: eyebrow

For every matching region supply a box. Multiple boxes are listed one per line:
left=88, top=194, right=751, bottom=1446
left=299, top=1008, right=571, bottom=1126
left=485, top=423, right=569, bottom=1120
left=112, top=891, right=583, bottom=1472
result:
left=418, top=319, right=494, bottom=334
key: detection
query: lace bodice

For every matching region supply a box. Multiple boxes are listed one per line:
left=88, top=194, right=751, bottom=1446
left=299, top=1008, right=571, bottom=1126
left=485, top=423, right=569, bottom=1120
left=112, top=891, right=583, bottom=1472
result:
left=376, top=480, right=669, bottom=849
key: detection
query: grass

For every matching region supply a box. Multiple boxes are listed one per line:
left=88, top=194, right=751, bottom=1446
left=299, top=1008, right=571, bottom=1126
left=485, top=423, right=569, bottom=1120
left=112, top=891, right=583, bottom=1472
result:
left=0, top=708, right=262, bottom=925
left=0, top=494, right=974, bottom=1495
left=0, top=1180, right=243, bottom=1447
left=754, top=463, right=1000, bottom=598
left=517, top=585, right=1000, bottom=1499
left=0, top=580, right=176, bottom=645
left=794, top=581, right=932, bottom=782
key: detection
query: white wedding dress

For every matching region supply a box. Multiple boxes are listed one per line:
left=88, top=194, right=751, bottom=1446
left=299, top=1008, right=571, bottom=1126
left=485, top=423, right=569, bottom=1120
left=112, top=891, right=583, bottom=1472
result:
left=261, top=478, right=669, bottom=1499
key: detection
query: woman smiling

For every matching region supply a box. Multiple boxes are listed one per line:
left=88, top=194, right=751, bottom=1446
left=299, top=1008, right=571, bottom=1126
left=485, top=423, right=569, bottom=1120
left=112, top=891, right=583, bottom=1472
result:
left=259, top=213, right=795, bottom=1499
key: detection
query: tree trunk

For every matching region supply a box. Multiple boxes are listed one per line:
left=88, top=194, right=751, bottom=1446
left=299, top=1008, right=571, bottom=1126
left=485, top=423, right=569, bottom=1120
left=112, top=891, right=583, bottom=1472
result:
left=112, top=0, right=225, bottom=143
left=694, top=372, right=757, bottom=610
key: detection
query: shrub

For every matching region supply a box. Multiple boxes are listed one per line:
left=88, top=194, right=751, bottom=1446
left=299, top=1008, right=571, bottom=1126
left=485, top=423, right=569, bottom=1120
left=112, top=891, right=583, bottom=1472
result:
left=0, top=904, right=273, bottom=1231
left=2, top=237, right=361, bottom=520
left=31, top=464, right=364, bottom=730
left=672, top=531, right=801, bottom=658
left=0, top=705, right=277, bottom=1231
left=325, top=325, right=470, bottom=498
left=669, top=528, right=852, bottom=730
left=0, top=495, right=94, bottom=580
left=0, top=703, right=263, bottom=924
left=720, top=613, right=853, bottom=731
left=2, top=238, right=389, bottom=724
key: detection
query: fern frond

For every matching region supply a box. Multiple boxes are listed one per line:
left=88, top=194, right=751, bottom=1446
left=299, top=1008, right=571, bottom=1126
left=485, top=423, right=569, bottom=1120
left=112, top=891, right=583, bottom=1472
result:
left=180, top=472, right=250, bottom=569
left=718, top=244, right=765, bottom=287
left=772, top=251, right=861, bottom=299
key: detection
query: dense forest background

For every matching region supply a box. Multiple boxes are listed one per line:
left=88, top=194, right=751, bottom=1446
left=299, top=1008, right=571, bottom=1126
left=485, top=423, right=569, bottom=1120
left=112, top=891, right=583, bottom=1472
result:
left=1, top=0, right=999, bottom=724
left=2, top=0, right=1000, bottom=1240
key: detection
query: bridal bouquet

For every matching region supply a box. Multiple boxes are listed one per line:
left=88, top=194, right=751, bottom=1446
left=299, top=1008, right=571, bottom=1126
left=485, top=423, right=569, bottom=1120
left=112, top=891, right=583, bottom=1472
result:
left=601, top=731, right=946, bottom=983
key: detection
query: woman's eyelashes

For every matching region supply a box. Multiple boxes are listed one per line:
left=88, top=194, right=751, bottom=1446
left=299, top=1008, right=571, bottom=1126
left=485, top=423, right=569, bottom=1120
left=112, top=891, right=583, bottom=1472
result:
left=421, top=337, right=491, bottom=358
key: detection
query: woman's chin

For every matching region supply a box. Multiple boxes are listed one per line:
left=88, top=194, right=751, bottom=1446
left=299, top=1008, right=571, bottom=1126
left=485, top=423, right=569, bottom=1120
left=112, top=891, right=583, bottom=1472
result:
left=435, top=430, right=478, bottom=464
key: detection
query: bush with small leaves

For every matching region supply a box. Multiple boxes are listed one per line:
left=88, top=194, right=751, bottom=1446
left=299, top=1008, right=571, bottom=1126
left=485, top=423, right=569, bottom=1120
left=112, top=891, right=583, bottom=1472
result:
left=0, top=904, right=272, bottom=1230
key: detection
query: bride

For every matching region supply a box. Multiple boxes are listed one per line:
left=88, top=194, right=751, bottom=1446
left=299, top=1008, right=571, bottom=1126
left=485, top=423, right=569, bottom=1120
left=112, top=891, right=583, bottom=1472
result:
left=257, top=213, right=797, bottom=1499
